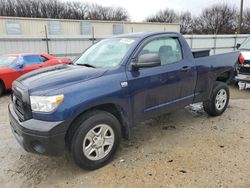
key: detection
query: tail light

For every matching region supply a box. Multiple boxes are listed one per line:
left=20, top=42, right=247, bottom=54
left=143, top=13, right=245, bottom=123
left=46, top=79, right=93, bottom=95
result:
left=238, top=54, right=245, bottom=64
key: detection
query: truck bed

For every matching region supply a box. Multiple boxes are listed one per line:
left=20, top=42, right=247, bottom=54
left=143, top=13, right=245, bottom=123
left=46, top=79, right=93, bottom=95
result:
left=193, top=51, right=240, bottom=103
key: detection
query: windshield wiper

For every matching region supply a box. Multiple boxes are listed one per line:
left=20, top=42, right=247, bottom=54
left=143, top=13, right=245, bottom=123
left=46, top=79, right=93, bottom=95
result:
left=75, top=63, right=96, bottom=68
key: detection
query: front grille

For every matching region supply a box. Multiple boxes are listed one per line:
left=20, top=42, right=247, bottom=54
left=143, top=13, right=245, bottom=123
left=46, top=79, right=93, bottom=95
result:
left=12, top=82, right=32, bottom=122
left=12, top=92, right=25, bottom=121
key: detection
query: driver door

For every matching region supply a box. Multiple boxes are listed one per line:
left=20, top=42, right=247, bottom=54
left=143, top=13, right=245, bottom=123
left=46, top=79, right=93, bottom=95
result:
left=126, top=36, right=186, bottom=122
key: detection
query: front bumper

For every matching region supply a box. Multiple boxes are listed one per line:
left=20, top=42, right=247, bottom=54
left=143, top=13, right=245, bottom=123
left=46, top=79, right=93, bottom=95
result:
left=235, top=74, right=250, bottom=83
left=8, top=103, right=67, bottom=156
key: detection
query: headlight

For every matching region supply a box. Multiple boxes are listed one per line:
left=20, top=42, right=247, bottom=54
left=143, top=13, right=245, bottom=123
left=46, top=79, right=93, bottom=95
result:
left=30, top=95, right=64, bottom=112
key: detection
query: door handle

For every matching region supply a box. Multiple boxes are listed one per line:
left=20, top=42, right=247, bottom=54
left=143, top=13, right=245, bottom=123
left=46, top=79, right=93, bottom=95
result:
left=180, top=66, right=191, bottom=72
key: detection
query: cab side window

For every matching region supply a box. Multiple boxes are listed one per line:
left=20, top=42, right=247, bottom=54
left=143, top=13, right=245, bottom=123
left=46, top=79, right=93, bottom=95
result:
left=23, top=55, right=43, bottom=66
left=139, top=37, right=183, bottom=66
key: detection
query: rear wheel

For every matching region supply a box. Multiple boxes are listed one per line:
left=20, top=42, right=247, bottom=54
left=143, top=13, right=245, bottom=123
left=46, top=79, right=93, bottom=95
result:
left=203, top=82, right=229, bottom=116
left=70, top=110, right=121, bottom=170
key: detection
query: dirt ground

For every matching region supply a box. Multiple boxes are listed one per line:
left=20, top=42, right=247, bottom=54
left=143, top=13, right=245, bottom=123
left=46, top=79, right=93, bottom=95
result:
left=0, top=86, right=250, bottom=188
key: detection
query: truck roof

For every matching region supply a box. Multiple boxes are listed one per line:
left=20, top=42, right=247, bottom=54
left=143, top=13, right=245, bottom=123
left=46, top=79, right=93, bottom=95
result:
left=112, top=32, right=180, bottom=39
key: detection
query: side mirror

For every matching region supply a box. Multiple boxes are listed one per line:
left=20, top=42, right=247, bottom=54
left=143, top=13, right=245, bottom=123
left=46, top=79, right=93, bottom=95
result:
left=236, top=43, right=241, bottom=49
left=130, top=53, right=161, bottom=71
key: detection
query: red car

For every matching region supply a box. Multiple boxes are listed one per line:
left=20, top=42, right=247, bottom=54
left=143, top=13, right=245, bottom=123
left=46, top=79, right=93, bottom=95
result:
left=0, top=53, right=71, bottom=96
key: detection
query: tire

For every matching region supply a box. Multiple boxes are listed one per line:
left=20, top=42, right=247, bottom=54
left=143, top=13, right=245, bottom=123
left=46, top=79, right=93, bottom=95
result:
left=70, top=110, right=121, bottom=170
left=203, top=82, right=230, bottom=116
left=0, top=82, right=4, bottom=97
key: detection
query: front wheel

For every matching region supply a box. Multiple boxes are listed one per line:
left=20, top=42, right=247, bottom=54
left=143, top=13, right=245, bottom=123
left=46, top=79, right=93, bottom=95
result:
left=70, top=110, right=121, bottom=170
left=203, top=82, right=229, bottom=116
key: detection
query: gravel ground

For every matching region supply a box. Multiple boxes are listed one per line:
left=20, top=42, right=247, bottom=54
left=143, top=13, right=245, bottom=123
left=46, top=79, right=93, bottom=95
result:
left=0, top=86, right=250, bottom=188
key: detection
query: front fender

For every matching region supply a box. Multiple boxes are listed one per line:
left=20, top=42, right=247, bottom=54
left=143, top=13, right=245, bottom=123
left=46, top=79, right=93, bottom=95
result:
left=32, top=71, right=132, bottom=125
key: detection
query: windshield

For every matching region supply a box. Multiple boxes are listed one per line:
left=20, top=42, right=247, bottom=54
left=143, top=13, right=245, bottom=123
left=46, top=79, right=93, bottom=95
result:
left=0, top=56, right=17, bottom=67
left=239, top=38, right=250, bottom=50
left=74, top=38, right=136, bottom=68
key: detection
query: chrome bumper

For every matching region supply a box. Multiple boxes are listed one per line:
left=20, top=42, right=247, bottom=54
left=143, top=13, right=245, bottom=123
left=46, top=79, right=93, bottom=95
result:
left=235, top=74, right=250, bottom=83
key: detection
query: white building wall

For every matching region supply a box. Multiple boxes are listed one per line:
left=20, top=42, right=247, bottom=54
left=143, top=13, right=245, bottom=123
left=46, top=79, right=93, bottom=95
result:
left=0, top=16, right=180, bottom=37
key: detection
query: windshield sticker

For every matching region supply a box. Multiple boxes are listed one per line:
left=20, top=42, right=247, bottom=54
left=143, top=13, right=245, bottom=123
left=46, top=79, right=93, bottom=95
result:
left=120, top=38, right=135, bottom=44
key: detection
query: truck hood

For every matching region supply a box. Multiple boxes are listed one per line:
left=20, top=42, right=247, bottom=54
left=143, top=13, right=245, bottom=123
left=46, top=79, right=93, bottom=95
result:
left=17, top=64, right=107, bottom=94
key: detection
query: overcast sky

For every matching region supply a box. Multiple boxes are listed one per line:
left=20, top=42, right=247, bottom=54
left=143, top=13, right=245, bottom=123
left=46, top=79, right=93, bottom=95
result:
left=76, top=0, right=250, bottom=21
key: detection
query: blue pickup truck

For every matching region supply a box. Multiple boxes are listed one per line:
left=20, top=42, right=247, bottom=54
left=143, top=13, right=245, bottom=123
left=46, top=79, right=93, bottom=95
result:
left=9, top=32, right=240, bottom=170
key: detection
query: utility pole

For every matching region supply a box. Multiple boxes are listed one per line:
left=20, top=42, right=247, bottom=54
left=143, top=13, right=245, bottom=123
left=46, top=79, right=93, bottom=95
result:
left=238, top=0, right=244, bottom=34
left=44, top=25, right=50, bottom=54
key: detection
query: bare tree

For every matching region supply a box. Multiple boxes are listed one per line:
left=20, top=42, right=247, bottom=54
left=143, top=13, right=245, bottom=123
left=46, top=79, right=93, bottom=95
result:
left=108, top=7, right=129, bottom=21
left=145, top=9, right=194, bottom=34
left=0, top=0, right=17, bottom=17
left=242, top=8, right=250, bottom=33
left=193, top=3, right=237, bottom=34
left=66, top=1, right=89, bottom=20
left=179, top=11, right=193, bottom=34
left=0, top=0, right=129, bottom=21
left=146, top=8, right=178, bottom=23
left=87, top=4, right=129, bottom=21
